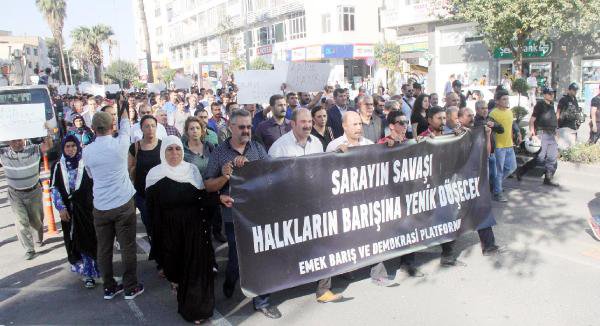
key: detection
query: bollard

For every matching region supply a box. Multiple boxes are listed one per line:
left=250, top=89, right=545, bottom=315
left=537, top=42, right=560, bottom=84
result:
left=41, top=154, right=57, bottom=234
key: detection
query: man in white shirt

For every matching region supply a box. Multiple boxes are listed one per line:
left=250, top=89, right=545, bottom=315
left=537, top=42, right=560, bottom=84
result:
left=268, top=108, right=343, bottom=303
left=326, top=111, right=373, bottom=152
left=526, top=71, right=539, bottom=108
left=268, top=108, right=323, bottom=158
left=83, top=107, right=144, bottom=301
left=130, top=104, right=168, bottom=143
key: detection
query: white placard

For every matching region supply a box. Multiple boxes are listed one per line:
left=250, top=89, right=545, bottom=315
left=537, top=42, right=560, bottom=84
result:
left=91, top=84, right=106, bottom=97
left=78, top=82, right=92, bottom=94
left=235, top=70, right=284, bottom=104
left=284, top=62, right=333, bottom=92
left=147, top=83, right=166, bottom=94
left=105, top=84, right=121, bottom=94
left=173, top=76, right=193, bottom=90
left=0, top=103, right=47, bottom=141
left=57, top=85, right=77, bottom=95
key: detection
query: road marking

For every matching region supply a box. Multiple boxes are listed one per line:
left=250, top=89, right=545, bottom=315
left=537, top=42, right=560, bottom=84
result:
left=212, top=309, right=234, bottom=326
left=127, top=300, right=147, bottom=323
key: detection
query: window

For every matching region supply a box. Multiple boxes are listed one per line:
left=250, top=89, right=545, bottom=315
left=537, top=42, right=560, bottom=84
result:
left=338, top=6, right=355, bottom=31
left=155, top=6, right=161, bottom=16
left=194, top=44, right=199, bottom=58
left=157, top=43, right=164, bottom=54
left=33, top=48, right=38, bottom=56
left=258, top=26, right=275, bottom=45
left=274, top=23, right=284, bottom=42
left=201, top=40, right=208, bottom=56
left=322, top=14, right=331, bottom=33
left=179, top=49, right=183, bottom=60
left=25, top=47, right=30, bottom=55
left=405, top=0, right=422, bottom=4
left=166, top=4, right=173, bottom=22
left=288, top=12, right=306, bottom=40
left=156, top=27, right=162, bottom=37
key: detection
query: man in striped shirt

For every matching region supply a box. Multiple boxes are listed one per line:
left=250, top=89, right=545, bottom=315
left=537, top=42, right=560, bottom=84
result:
left=0, top=127, right=53, bottom=260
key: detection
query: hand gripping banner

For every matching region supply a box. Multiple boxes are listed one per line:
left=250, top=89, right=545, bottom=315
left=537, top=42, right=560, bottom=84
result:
left=231, top=128, right=494, bottom=296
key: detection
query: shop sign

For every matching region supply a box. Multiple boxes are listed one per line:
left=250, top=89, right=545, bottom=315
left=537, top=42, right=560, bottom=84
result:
left=494, top=40, right=553, bottom=59
left=291, top=47, right=306, bottom=61
left=322, top=44, right=353, bottom=59
left=353, top=44, right=375, bottom=58
left=399, top=42, right=428, bottom=53
left=257, top=45, right=273, bottom=56
left=306, top=45, right=322, bottom=60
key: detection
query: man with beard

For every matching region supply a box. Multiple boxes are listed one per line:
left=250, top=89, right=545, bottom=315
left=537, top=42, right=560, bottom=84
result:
left=208, top=102, right=228, bottom=140
left=430, top=93, right=440, bottom=107
left=419, top=106, right=468, bottom=266
left=204, top=110, right=281, bottom=319
left=458, top=107, right=475, bottom=128
left=256, top=94, right=291, bottom=151
left=269, top=108, right=344, bottom=303
left=298, top=92, right=312, bottom=107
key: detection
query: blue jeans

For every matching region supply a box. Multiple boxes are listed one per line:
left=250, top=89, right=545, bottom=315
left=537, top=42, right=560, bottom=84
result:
left=493, top=147, right=517, bottom=194
left=488, top=153, right=497, bottom=192
left=224, top=222, right=271, bottom=309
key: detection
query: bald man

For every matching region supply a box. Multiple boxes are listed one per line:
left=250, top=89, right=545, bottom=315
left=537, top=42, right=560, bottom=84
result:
left=445, top=92, right=460, bottom=109
left=326, top=111, right=373, bottom=152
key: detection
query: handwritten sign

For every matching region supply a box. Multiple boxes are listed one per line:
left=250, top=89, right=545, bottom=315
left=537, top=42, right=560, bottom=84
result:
left=105, top=84, right=121, bottom=94
left=0, top=103, right=47, bottom=141
left=235, top=70, right=284, bottom=104
left=284, top=62, right=332, bottom=92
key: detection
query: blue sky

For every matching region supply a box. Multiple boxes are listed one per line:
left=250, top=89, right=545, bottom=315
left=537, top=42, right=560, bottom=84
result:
left=3, top=0, right=137, bottom=62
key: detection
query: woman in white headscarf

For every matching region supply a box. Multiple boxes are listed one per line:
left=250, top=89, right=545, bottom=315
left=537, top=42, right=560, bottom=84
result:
left=145, top=135, right=233, bottom=324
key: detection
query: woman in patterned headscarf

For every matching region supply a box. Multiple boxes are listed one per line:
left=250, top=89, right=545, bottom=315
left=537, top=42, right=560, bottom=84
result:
left=50, top=134, right=100, bottom=288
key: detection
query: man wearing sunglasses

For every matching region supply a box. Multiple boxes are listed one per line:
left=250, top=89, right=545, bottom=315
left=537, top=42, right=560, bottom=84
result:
left=204, top=109, right=282, bottom=319
left=369, top=110, right=424, bottom=284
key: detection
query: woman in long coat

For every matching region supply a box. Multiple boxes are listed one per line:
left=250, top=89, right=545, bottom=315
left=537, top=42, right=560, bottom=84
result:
left=51, top=134, right=99, bottom=288
left=145, top=135, right=232, bottom=324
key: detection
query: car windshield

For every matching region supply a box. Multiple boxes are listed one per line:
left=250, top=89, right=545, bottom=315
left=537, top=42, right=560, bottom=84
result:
left=0, top=88, right=53, bottom=120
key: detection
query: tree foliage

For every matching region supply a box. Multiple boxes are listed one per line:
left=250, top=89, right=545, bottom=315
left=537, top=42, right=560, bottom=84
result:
left=375, top=42, right=403, bottom=94
left=249, top=57, right=272, bottom=70
left=71, top=24, right=114, bottom=83
left=448, top=0, right=600, bottom=73
left=105, top=60, right=139, bottom=86
left=36, top=0, right=68, bottom=83
left=46, top=37, right=86, bottom=84
left=161, top=68, right=177, bottom=84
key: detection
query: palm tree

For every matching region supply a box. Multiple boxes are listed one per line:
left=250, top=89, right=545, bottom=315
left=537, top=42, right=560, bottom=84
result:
left=36, top=0, right=69, bottom=84
left=71, top=24, right=114, bottom=83
left=138, top=0, right=154, bottom=82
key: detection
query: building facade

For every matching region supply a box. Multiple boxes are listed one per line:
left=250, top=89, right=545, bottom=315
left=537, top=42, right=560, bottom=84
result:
left=133, top=0, right=383, bottom=87
left=0, top=31, right=50, bottom=85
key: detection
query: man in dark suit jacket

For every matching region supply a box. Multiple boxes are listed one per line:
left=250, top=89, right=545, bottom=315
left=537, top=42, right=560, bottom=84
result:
left=327, top=88, right=355, bottom=138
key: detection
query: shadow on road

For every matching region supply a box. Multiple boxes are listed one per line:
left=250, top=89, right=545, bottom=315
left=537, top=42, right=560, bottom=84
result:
left=0, top=258, right=66, bottom=303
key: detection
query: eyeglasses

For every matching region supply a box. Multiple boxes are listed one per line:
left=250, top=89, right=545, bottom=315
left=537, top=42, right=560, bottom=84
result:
left=236, top=125, right=252, bottom=130
left=394, top=120, right=408, bottom=126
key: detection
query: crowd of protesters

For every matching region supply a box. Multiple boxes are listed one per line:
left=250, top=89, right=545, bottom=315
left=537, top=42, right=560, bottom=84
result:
left=2, top=74, right=597, bottom=324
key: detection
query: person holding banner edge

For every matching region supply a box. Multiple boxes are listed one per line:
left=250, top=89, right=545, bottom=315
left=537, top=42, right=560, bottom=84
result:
left=268, top=107, right=344, bottom=303
left=204, top=109, right=282, bottom=319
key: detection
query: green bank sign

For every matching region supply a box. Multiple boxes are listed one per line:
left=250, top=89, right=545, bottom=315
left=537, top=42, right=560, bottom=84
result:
left=494, top=40, right=553, bottom=59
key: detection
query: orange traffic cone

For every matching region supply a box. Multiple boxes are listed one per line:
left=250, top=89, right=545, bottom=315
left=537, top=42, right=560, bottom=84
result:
left=41, top=154, right=57, bottom=234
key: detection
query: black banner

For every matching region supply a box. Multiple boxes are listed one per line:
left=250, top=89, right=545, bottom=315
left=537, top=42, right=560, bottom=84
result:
left=231, top=128, right=495, bottom=296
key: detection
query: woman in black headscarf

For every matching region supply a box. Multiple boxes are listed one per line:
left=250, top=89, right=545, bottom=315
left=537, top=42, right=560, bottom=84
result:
left=145, top=136, right=233, bottom=324
left=50, top=134, right=99, bottom=288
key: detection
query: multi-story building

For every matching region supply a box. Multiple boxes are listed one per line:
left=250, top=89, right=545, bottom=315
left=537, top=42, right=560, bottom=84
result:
left=0, top=31, right=50, bottom=84
left=133, top=0, right=383, bottom=87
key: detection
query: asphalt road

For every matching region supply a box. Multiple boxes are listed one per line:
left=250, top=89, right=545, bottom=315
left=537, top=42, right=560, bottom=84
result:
left=0, top=161, right=599, bottom=326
